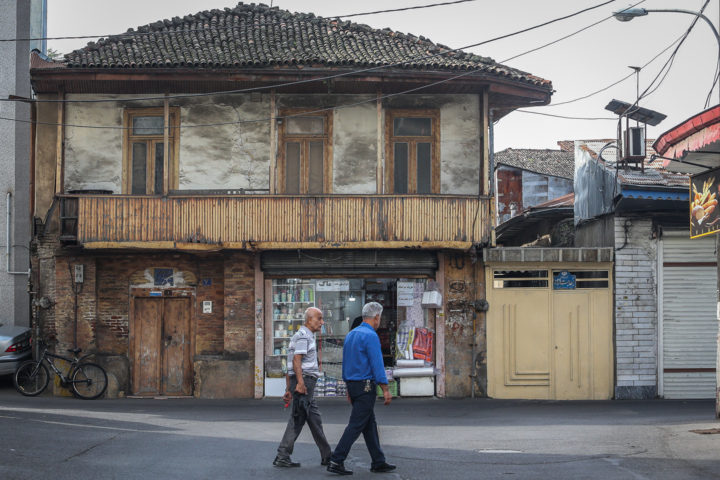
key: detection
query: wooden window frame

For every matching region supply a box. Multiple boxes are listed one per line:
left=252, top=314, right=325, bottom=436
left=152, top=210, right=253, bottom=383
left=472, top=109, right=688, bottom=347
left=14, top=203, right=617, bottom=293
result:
left=122, top=107, right=181, bottom=195
left=384, top=109, right=440, bottom=194
left=277, top=108, right=333, bottom=195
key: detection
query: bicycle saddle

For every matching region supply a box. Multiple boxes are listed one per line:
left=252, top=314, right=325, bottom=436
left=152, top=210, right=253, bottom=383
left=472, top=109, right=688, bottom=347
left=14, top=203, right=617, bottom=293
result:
left=66, top=348, right=82, bottom=354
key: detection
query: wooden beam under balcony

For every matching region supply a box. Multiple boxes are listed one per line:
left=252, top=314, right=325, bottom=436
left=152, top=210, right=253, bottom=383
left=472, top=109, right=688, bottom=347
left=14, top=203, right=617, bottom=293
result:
left=66, top=195, right=491, bottom=251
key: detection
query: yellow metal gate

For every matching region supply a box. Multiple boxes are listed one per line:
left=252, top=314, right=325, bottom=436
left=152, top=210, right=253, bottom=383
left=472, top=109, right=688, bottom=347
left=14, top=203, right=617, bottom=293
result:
left=486, top=263, right=613, bottom=400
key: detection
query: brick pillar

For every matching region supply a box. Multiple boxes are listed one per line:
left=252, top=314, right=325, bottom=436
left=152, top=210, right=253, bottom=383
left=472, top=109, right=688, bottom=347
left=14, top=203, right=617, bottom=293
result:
left=214, top=251, right=255, bottom=398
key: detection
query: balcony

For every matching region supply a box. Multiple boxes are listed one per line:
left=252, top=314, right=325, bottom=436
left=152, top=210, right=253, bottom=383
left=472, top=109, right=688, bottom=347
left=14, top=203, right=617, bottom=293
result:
left=59, top=194, right=491, bottom=250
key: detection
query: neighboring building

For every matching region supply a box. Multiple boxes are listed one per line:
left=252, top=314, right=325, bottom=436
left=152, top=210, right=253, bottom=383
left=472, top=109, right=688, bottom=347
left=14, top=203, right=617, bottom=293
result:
left=572, top=139, right=718, bottom=401
left=495, top=192, right=574, bottom=246
left=29, top=4, right=553, bottom=398
left=652, top=104, right=720, bottom=416
left=494, top=145, right=574, bottom=225
left=0, top=0, right=46, bottom=327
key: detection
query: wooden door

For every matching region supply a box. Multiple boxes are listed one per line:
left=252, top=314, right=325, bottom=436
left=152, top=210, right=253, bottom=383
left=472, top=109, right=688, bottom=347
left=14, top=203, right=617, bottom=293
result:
left=132, top=296, right=193, bottom=396
left=133, top=298, right=162, bottom=395
left=162, top=298, right=192, bottom=395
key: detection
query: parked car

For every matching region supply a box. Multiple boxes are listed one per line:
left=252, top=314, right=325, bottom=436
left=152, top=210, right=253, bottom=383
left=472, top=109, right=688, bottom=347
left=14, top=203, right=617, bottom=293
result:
left=0, top=325, right=32, bottom=376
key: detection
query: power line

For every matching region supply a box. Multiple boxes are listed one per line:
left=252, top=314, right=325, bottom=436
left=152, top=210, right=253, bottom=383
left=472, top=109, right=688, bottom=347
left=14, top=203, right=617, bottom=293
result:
left=1, top=0, right=617, bottom=105
left=545, top=34, right=682, bottom=107
left=0, top=0, right=480, bottom=44
left=515, top=110, right=616, bottom=121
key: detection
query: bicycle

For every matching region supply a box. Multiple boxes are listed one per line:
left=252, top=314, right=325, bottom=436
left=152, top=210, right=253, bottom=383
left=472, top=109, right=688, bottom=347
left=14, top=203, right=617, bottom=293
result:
left=13, top=338, right=108, bottom=400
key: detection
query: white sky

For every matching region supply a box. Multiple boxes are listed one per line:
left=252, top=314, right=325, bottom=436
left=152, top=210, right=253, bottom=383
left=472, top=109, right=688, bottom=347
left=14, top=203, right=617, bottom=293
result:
left=46, top=0, right=719, bottom=151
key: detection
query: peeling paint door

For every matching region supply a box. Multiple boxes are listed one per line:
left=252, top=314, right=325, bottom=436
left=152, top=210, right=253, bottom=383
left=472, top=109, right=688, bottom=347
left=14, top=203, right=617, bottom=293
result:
left=132, top=297, right=192, bottom=396
left=133, top=298, right=162, bottom=395
left=162, top=298, right=192, bottom=395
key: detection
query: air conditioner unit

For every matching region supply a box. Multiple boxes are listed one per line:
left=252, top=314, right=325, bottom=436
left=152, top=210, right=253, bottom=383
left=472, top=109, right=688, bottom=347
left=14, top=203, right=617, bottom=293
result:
left=623, top=126, right=645, bottom=159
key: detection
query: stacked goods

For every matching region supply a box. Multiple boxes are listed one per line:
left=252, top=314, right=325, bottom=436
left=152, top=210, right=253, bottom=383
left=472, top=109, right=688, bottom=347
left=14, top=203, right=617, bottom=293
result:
left=337, top=380, right=347, bottom=396
left=325, top=379, right=338, bottom=397
left=315, top=373, right=326, bottom=397
left=412, top=328, right=434, bottom=362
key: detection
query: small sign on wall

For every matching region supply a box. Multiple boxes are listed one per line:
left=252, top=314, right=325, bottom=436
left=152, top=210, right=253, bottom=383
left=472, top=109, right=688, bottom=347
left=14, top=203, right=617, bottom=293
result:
left=202, top=278, right=212, bottom=286
left=203, top=301, right=213, bottom=313
left=553, top=270, right=576, bottom=290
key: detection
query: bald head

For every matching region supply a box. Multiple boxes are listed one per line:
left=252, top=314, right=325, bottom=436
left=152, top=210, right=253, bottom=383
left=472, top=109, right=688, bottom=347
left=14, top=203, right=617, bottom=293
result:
left=304, top=307, right=324, bottom=333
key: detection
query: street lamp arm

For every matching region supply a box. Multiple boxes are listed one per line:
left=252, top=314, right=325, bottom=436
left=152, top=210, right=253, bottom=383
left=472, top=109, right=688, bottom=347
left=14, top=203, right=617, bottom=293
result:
left=644, top=9, right=720, bottom=44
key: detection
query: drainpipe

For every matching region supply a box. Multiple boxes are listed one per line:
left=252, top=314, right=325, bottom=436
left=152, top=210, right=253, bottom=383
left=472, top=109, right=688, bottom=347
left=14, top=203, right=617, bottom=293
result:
left=471, top=310, right=477, bottom=398
left=6, top=193, right=30, bottom=276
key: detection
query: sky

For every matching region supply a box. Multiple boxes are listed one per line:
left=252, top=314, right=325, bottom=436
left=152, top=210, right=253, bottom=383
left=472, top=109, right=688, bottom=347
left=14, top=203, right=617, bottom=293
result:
left=45, top=0, right=719, bottom=152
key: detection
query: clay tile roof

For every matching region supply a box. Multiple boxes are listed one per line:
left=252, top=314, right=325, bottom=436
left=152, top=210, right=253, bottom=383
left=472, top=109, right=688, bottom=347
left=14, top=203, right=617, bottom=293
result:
left=494, top=148, right=574, bottom=180
left=55, top=2, right=550, bottom=87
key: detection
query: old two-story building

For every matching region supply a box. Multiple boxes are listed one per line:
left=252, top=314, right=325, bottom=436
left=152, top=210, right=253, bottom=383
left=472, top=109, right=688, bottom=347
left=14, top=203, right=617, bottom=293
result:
left=28, top=3, right=554, bottom=398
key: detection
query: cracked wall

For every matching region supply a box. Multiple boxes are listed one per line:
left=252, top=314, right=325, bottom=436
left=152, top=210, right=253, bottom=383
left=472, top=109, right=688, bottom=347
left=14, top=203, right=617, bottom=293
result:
left=62, top=94, right=480, bottom=194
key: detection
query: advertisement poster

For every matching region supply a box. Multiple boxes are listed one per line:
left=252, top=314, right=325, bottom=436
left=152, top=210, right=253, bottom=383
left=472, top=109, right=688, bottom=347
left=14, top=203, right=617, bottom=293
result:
left=397, top=282, right=414, bottom=306
left=691, top=167, right=720, bottom=238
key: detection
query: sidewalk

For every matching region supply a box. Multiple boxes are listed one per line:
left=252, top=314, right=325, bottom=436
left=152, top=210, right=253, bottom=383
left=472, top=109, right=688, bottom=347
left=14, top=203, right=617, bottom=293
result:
left=0, top=376, right=719, bottom=479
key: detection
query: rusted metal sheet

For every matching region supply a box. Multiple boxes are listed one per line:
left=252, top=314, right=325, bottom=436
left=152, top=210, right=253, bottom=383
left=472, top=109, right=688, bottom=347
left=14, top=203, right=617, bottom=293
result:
left=496, top=166, right=522, bottom=225
left=75, top=195, right=490, bottom=249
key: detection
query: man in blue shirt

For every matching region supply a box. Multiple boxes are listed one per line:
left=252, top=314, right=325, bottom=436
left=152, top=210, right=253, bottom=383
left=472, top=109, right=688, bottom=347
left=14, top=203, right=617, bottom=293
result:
left=327, top=302, right=396, bottom=475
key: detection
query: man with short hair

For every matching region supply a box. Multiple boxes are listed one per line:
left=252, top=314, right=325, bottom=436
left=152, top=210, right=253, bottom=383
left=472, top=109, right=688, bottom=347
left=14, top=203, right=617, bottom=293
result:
left=274, top=307, right=333, bottom=468
left=327, top=302, right=396, bottom=475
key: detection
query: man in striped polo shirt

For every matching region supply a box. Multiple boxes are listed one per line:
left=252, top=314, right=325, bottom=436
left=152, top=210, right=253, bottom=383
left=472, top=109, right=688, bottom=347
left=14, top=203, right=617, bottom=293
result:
left=274, top=307, right=332, bottom=468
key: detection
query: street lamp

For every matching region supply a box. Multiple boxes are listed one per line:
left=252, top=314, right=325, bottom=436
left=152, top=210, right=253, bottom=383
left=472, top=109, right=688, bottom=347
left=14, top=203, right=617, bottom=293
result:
left=613, top=7, right=720, bottom=46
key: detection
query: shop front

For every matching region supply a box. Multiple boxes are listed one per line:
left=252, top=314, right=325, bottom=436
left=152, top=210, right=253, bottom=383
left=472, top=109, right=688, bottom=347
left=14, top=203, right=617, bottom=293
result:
left=261, top=250, right=442, bottom=398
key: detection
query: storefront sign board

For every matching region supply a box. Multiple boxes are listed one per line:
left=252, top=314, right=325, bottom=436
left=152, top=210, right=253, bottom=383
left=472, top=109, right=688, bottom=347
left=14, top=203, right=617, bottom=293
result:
left=317, top=279, right=350, bottom=291
left=691, top=166, right=720, bottom=238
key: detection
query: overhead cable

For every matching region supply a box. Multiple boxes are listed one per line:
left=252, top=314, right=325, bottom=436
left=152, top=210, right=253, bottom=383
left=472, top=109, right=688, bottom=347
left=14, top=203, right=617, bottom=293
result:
left=0, top=0, right=619, bottom=104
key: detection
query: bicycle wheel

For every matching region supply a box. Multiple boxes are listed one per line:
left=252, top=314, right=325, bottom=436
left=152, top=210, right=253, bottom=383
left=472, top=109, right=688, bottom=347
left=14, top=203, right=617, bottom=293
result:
left=72, top=362, right=108, bottom=400
left=13, top=361, right=50, bottom=396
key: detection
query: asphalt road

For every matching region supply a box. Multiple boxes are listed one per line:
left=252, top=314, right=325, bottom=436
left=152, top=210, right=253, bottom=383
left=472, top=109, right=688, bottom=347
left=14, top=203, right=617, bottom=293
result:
left=1, top=375, right=719, bottom=480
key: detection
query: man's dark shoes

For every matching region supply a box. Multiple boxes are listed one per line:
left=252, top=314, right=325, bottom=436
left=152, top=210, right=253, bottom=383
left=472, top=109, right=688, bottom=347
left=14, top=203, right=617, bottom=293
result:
left=370, top=462, right=396, bottom=473
left=273, top=456, right=301, bottom=467
left=327, top=461, right=353, bottom=475
left=321, top=458, right=332, bottom=466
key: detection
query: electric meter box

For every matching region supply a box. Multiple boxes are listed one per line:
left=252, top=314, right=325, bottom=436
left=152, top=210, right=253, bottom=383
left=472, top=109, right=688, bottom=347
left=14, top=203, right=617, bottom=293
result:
left=202, top=301, right=212, bottom=313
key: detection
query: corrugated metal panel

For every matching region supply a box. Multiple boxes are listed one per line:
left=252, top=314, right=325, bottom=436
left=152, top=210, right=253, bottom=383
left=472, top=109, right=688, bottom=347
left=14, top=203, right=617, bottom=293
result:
left=261, top=250, right=438, bottom=276
left=662, top=235, right=717, bottom=399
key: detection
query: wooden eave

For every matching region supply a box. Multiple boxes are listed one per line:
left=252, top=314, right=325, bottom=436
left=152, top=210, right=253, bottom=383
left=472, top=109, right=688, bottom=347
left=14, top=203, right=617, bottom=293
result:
left=31, top=67, right=552, bottom=118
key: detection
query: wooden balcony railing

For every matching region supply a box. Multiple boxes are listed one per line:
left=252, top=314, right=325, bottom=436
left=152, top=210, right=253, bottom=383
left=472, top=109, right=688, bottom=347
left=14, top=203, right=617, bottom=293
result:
left=61, top=195, right=491, bottom=250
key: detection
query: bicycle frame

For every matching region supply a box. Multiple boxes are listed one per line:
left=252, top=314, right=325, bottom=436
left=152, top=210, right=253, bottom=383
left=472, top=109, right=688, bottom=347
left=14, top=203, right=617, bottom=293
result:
left=36, top=346, right=94, bottom=385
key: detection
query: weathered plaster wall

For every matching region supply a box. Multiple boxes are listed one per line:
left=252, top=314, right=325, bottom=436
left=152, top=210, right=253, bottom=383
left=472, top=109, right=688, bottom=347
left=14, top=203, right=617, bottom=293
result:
left=63, top=94, right=273, bottom=193
left=386, top=95, right=481, bottom=195
left=178, top=94, right=271, bottom=190
left=60, top=93, right=481, bottom=195
left=64, top=95, right=123, bottom=192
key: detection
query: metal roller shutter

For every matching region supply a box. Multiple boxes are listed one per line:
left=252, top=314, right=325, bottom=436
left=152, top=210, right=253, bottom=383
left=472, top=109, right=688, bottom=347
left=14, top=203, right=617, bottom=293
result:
left=661, top=233, right=717, bottom=399
left=261, top=250, right=439, bottom=276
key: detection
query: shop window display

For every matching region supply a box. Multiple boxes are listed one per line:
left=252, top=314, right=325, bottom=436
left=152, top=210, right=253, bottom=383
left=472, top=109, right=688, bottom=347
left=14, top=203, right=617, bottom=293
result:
left=267, top=278, right=433, bottom=397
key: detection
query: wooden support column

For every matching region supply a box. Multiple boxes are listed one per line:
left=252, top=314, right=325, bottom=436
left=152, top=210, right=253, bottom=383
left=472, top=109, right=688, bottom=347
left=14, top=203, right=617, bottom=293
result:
left=480, top=88, right=490, bottom=196
left=376, top=87, right=383, bottom=194
left=55, top=86, right=65, bottom=195
left=269, top=89, right=277, bottom=194
left=163, top=91, right=170, bottom=196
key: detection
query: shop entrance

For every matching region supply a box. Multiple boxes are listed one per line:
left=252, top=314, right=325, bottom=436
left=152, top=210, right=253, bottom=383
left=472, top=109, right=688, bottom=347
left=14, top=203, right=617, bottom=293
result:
left=486, top=265, right=613, bottom=400
left=130, top=295, right=193, bottom=396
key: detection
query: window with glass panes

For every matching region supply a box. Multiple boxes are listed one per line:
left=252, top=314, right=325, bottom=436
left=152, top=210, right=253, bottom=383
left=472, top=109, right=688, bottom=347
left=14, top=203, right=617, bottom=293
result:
left=385, top=110, right=440, bottom=194
left=278, top=109, right=333, bottom=194
left=123, top=108, right=180, bottom=195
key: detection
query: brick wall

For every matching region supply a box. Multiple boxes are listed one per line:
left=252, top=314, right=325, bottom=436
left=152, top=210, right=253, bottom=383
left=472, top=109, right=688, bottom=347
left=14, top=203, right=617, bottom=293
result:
left=614, top=217, right=658, bottom=399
